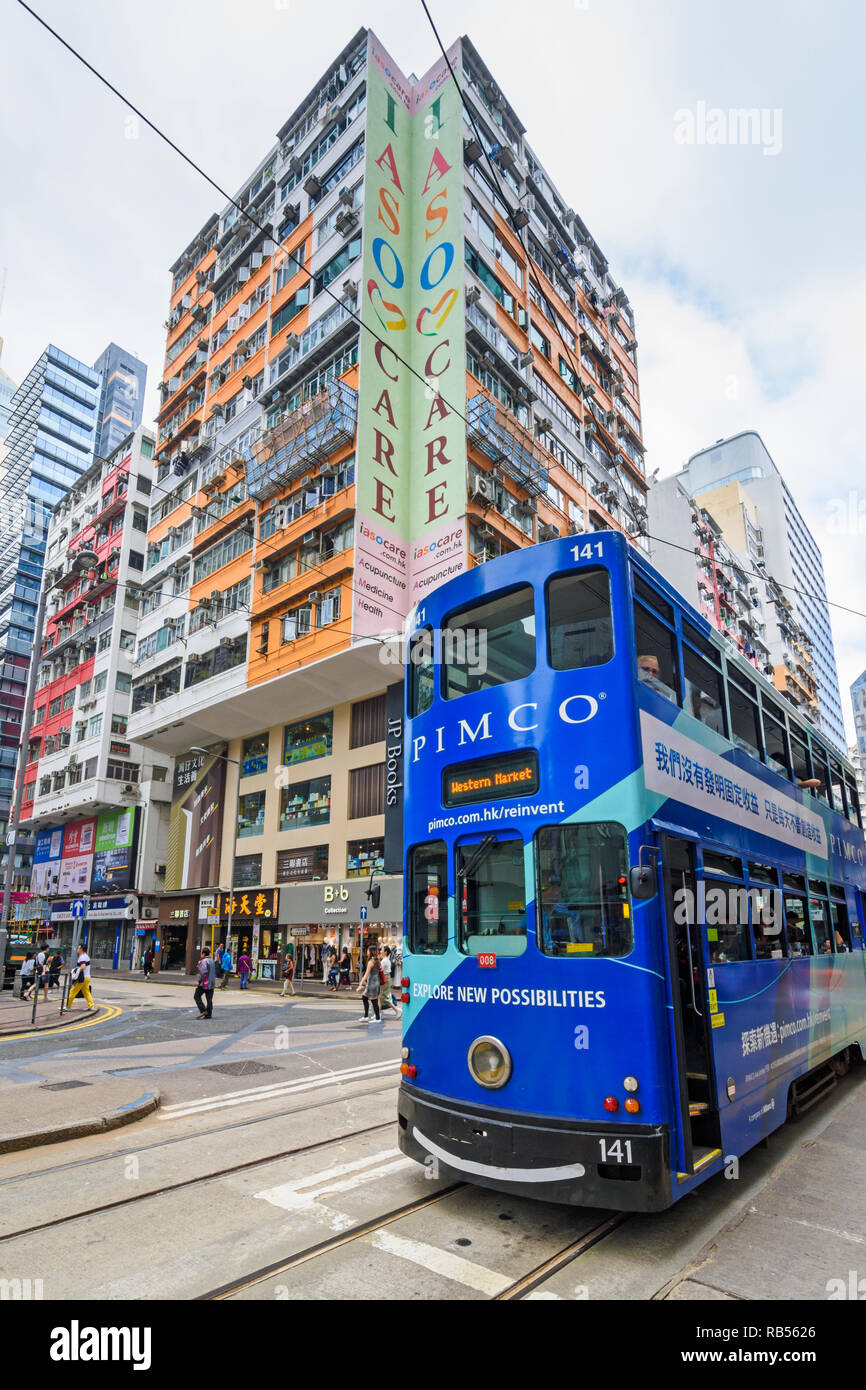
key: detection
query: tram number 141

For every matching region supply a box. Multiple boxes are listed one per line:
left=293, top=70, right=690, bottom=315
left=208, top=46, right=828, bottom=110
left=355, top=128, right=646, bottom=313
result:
left=599, top=1138, right=633, bottom=1164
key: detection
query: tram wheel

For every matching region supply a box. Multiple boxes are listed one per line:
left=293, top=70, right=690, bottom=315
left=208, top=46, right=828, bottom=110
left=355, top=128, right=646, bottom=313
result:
left=831, top=1048, right=851, bottom=1077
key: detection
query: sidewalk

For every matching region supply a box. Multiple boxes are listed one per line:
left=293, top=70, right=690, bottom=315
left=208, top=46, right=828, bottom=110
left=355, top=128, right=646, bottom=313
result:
left=0, top=1077, right=159, bottom=1154
left=660, top=1077, right=866, bottom=1301
left=93, top=967, right=364, bottom=1001
left=0, top=991, right=110, bottom=1038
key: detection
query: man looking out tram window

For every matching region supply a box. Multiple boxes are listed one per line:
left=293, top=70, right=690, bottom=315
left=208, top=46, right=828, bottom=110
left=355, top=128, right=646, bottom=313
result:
left=637, top=653, right=676, bottom=701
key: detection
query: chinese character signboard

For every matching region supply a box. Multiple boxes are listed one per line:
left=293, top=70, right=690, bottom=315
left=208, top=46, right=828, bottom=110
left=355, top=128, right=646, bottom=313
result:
left=165, top=749, right=226, bottom=891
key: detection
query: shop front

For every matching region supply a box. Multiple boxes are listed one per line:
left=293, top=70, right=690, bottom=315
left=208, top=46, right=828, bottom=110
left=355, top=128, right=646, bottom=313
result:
left=279, top=876, right=404, bottom=981
left=50, top=896, right=137, bottom=969
left=212, top=889, right=282, bottom=979
left=157, top=895, right=197, bottom=973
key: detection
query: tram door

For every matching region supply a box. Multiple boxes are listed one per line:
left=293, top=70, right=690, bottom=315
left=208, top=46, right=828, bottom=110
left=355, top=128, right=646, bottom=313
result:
left=660, top=836, right=721, bottom=1173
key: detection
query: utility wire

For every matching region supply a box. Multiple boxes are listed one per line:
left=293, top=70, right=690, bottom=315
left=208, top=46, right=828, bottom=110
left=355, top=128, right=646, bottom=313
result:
left=20, top=0, right=865, bottom=638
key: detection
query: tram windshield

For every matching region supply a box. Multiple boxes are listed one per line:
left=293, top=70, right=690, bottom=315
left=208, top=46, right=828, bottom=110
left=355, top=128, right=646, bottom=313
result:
left=535, top=823, right=632, bottom=958
left=457, top=835, right=526, bottom=957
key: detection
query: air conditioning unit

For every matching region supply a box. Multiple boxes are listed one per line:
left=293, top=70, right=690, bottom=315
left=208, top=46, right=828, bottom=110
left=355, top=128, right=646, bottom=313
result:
left=122, top=783, right=136, bottom=795
left=308, top=590, right=322, bottom=602
left=335, top=209, right=358, bottom=235
left=210, top=402, right=224, bottom=417
left=342, top=277, right=358, bottom=301
left=465, top=286, right=481, bottom=306
left=472, top=475, right=496, bottom=502
left=218, top=637, right=235, bottom=648
left=304, top=173, right=323, bottom=198
left=534, top=416, right=552, bottom=436
left=338, top=186, right=354, bottom=208
left=286, top=333, right=301, bottom=351
left=538, top=523, right=560, bottom=542
left=518, top=350, right=533, bottom=368
left=209, top=589, right=221, bottom=603
left=463, top=137, right=483, bottom=165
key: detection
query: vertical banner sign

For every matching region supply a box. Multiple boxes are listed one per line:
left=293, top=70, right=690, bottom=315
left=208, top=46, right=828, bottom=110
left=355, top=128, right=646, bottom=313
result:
left=166, top=750, right=226, bottom=891
left=384, top=681, right=405, bottom=873
left=354, top=32, right=467, bottom=639
left=90, top=809, right=139, bottom=893
left=58, top=817, right=97, bottom=895
left=31, top=826, right=64, bottom=896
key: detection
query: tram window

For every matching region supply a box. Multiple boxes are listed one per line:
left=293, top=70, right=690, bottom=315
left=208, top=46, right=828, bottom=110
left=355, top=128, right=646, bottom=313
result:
left=783, top=895, right=813, bottom=957
left=809, top=747, right=831, bottom=805
left=762, top=709, right=791, bottom=779
left=443, top=587, right=535, bottom=700
left=790, top=733, right=810, bottom=785
left=408, top=841, right=448, bottom=955
left=844, top=776, right=861, bottom=827
left=457, top=836, right=526, bottom=957
left=829, top=759, right=846, bottom=817
left=409, top=629, right=434, bottom=717
left=704, top=878, right=752, bottom=963
left=810, top=895, right=832, bottom=954
left=682, top=643, right=726, bottom=735
left=534, top=822, right=632, bottom=958
left=748, top=861, right=778, bottom=886
left=682, top=619, right=722, bottom=667
left=728, top=683, right=762, bottom=761
left=634, top=574, right=674, bottom=624
left=633, top=604, right=678, bottom=702
left=782, top=871, right=807, bottom=892
left=831, top=902, right=852, bottom=952
left=547, top=568, right=613, bottom=669
left=702, top=850, right=743, bottom=879
left=752, top=883, right=786, bottom=960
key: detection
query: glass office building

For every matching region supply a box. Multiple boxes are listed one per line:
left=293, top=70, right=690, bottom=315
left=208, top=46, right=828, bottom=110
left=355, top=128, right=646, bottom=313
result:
left=93, top=342, right=147, bottom=461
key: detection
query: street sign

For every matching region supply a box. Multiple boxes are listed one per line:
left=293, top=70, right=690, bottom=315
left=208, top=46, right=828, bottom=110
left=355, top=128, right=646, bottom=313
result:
left=71, top=899, right=86, bottom=919
left=360, top=905, right=368, bottom=921
left=291, top=926, right=310, bottom=937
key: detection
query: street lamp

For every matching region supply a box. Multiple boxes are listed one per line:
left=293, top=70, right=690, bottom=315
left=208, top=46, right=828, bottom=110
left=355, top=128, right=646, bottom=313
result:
left=189, top=746, right=241, bottom=960
left=0, top=548, right=99, bottom=977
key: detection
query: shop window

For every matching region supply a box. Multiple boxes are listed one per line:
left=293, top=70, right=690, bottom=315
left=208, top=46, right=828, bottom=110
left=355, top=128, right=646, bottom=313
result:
left=350, top=693, right=386, bottom=748
left=283, top=712, right=332, bottom=764
left=348, top=763, right=385, bottom=819
left=279, top=776, right=331, bottom=830
left=234, top=854, right=262, bottom=887
left=237, top=790, right=266, bottom=837
left=241, top=733, right=269, bottom=777
left=347, top=838, right=384, bottom=878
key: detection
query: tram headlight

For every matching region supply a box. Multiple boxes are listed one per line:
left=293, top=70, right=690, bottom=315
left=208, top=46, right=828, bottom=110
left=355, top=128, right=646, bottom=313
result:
left=623, top=1076, right=639, bottom=1093
left=467, top=1036, right=512, bottom=1090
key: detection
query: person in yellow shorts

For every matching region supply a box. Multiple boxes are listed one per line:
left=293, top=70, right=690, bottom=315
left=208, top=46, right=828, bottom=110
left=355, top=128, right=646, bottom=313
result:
left=67, top=944, right=94, bottom=1008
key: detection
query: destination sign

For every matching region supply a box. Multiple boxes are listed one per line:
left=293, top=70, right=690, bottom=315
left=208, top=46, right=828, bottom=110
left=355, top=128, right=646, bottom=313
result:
left=443, top=751, right=540, bottom=808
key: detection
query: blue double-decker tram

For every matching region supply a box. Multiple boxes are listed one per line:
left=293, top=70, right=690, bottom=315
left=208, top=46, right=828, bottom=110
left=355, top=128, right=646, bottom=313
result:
left=396, top=531, right=866, bottom=1211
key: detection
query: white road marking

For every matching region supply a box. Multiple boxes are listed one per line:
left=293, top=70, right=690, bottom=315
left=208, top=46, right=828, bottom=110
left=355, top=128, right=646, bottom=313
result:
left=254, top=1149, right=412, bottom=1232
left=524, top=1290, right=563, bottom=1300
left=161, top=1059, right=398, bottom=1118
left=371, top=1231, right=512, bottom=1296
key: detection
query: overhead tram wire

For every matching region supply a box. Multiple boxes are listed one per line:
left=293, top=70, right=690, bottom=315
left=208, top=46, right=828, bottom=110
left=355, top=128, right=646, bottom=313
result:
left=20, top=0, right=866, bottom=633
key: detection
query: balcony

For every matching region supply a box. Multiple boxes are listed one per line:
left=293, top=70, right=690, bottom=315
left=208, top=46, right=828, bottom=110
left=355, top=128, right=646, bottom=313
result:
left=247, top=380, right=358, bottom=502
left=467, top=394, right=548, bottom=498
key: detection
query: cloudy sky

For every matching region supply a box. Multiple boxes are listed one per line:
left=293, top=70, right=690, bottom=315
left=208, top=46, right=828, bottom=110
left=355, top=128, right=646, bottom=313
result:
left=2, top=0, right=865, bottom=736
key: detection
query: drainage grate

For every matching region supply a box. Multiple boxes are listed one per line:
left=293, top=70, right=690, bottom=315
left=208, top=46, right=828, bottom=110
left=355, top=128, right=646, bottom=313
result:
left=204, top=1060, right=282, bottom=1077
left=41, top=1080, right=91, bottom=1091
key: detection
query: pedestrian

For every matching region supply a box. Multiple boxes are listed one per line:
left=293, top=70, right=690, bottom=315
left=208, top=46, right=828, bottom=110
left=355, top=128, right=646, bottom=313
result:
left=195, top=947, right=216, bottom=1018
left=378, top=945, right=400, bottom=1017
left=356, top=949, right=381, bottom=1022
left=219, top=944, right=233, bottom=988
left=34, top=945, right=51, bottom=1002
left=237, top=951, right=252, bottom=989
left=18, top=952, right=35, bottom=1000
left=337, top=947, right=351, bottom=990
left=143, top=945, right=155, bottom=979
left=280, top=953, right=295, bottom=997
left=321, top=937, right=335, bottom=986
left=48, top=951, right=64, bottom=992
left=67, top=944, right=94, bottom=1009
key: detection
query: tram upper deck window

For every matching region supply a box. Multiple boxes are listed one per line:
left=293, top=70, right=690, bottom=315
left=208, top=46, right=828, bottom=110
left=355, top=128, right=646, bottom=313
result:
left=751, top=883, right=787, bottom=960
left=535, top=823, right=632, bottom=958
left=728, top=675, right=761, bottom=761
left=443, top=586, right=535, bottom=700
left=830, top=900, right=852, bottom=952
left=633, top=604, right=678, bottom=703
left=409, top=629, right=434, bottom=717
left=809, top=747, right=831, bottom=805
left=844, top=774, right=861, bottom=827
left=829, top=758, right=846, bottom=817
left=547, top=568, right=613, bottom=669
left=408, top=841, right=448, bottom=955
left=702, top=850, right=743, bottom=879
left=762, top=706, right=791, bottom=779
left=682, top=630, right=726, bottom=736
left=457, top=835, right=526, bottom=957
left=790, top=731, right=810, bottom=785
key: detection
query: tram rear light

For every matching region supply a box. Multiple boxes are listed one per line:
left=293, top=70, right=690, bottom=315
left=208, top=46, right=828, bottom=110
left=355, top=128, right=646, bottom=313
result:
left=400, top=1063, right=417, bottom=1079
left=401, top=977, right=409, bottom=987
left=623, top=1076, right=639, bottom=1093
left=603, top=1096, right=619, bottom=1113
left=624, top=1098, right=640, bottom=1114
left=401, top=1046, right=410, bottom=1060
left=401, top=992, right=410, bottom=1003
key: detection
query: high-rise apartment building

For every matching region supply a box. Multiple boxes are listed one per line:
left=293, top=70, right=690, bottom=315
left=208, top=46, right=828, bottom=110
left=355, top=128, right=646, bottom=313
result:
left=93, top=343, right=147, bottom=462
left=851, top=670, right=866, bottom=797
left=16, top=426, right=173, bottom=965
left=648, top=473, right=820, bottom=723
left=128, top=28, right=647, bottom=973
left=0, top=346, right=101, bottom=889
left=678, top=432, right=845, bottom=751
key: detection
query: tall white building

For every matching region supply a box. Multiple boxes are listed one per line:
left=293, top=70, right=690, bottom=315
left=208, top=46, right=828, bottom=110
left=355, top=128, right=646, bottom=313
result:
left=678, top=432, right=845, bottom=751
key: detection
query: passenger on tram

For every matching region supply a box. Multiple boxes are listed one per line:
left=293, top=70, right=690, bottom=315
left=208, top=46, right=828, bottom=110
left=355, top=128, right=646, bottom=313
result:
left=637, top=653, right=676, bottom=701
